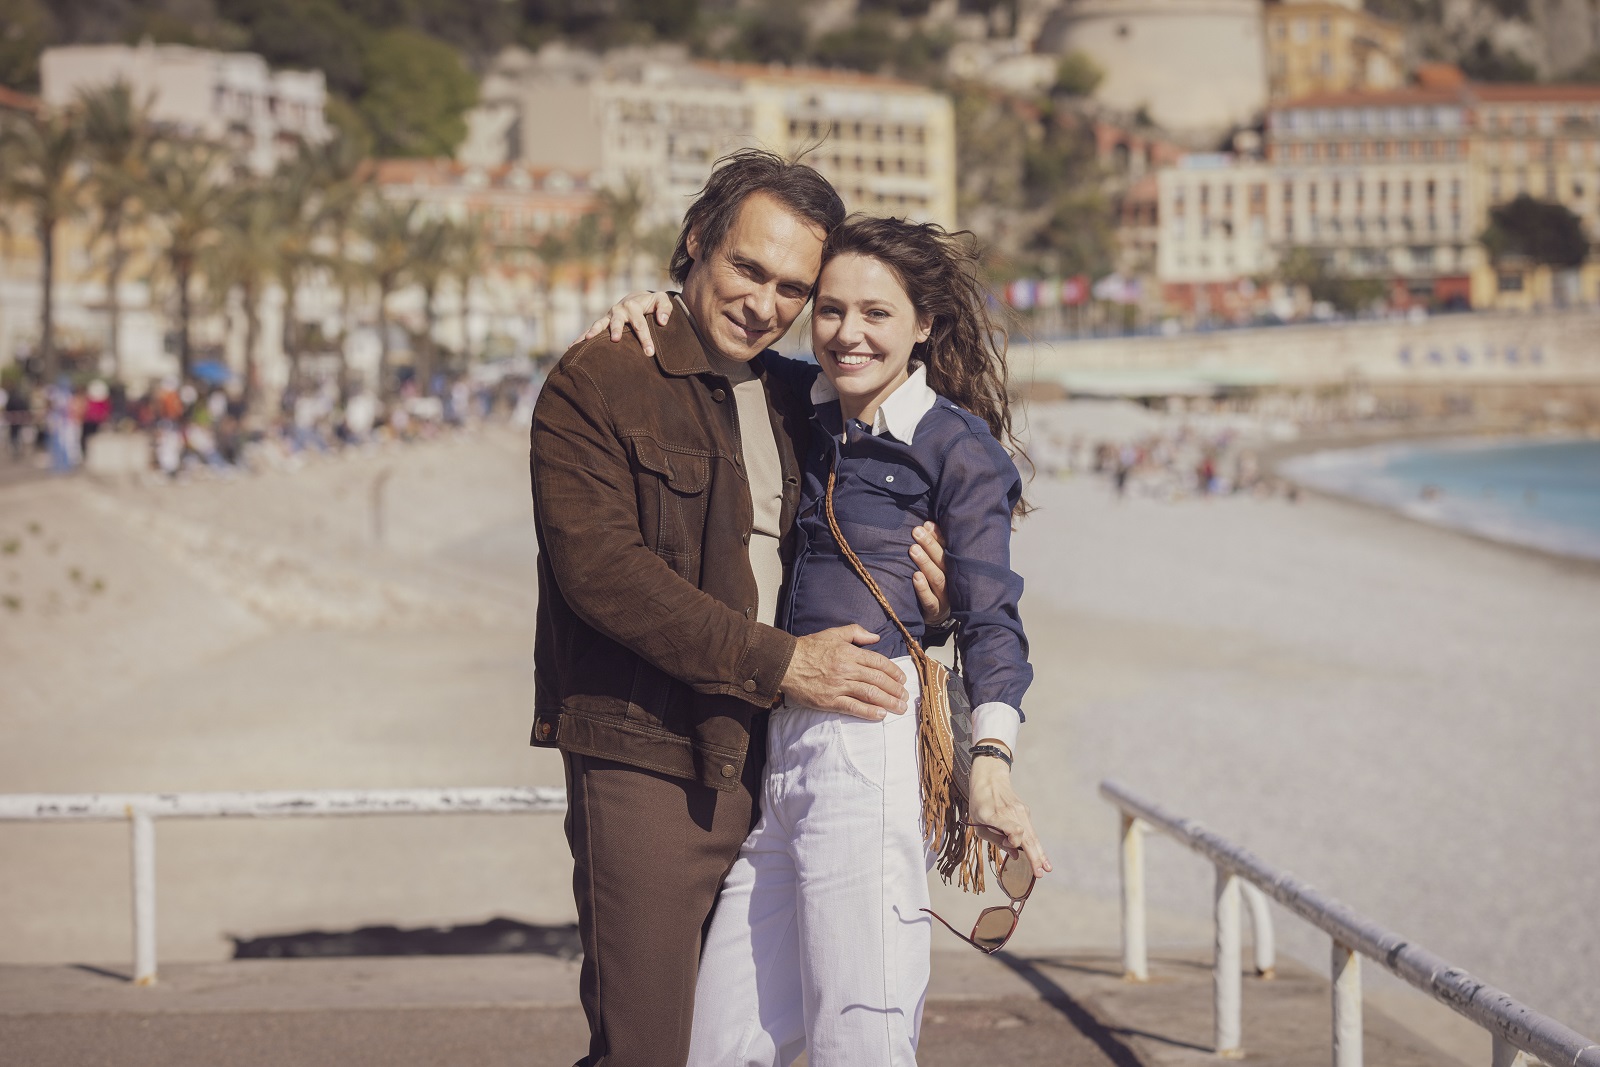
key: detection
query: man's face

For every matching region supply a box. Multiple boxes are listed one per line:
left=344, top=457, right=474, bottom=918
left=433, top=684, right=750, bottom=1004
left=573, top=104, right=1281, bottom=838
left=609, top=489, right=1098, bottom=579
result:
left=681, top=191, right=827, bottom=363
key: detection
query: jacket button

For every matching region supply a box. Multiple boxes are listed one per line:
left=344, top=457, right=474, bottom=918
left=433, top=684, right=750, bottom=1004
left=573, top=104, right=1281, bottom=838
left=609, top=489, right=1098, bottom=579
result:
left=712, top=388, right=727, bottom=402
left=742, top=679, right=757, bottom=692
left=536, top=722, right=552, bottom=740
left=741, top=531, right=750, bottom=544
left=721, top=764, right=736, bottom=778
left=744, top=606, right=754, bottom=619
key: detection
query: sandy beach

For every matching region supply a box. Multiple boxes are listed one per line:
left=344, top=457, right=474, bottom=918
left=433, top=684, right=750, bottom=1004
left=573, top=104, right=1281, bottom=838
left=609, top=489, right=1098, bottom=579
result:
left=2, top=409, right=1596, bottom=1053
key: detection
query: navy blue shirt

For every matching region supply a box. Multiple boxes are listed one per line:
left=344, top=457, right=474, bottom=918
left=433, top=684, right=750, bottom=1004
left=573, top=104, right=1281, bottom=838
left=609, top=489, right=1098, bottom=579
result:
left=772, top=360, right=1032, bottom=718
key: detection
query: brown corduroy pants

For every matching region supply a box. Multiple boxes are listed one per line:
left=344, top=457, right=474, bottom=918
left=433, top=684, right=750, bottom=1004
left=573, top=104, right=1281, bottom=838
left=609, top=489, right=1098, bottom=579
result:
left=561, top=717, right=767, bottom=1067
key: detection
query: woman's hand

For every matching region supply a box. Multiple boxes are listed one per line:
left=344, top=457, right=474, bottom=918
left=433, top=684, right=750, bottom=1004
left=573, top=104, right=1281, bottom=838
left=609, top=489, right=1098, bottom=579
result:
left=967, top=746, right=1052, bottom=879
left=578, top=291, right=676, bottom=356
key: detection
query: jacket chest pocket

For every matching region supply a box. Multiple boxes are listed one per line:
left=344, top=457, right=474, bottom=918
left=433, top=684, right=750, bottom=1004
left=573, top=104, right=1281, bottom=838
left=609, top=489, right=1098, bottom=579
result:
left=628, top=434, right=712, bottom=565
left=848, top=458, right=932, bottom=530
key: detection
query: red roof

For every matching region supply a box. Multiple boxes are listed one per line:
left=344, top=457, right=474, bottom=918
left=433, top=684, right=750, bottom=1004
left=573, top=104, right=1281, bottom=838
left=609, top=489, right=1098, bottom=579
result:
left=1274, top=81, right=1600, bottom=111
left=1273, top=87, right=1466, bottom=110
left=369, top=158, right=594, bottom=191
left=0, top=85, right=41, bottom=113
left=692, top=61, right=925, bottom=93
left=1470, top=83, right=1600, bottom=104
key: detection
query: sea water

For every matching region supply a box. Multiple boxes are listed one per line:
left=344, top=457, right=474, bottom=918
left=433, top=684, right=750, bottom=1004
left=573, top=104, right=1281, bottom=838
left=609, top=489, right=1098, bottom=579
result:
left=1282, top=437, right=1600, bottom=562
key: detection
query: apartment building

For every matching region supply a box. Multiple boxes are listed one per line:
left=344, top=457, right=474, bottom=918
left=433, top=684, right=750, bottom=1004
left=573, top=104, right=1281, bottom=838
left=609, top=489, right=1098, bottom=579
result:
left=1264, top=0, right=1405, bottom=101
left=1157, top=154, right=1276, bottom=311
left=1266, top=86, right=1478, bottom=305
left=371, top=159, right=598, bottom=256
left=40, top=42, right=329, bottom=175
left=462, top=46, right=957, bottom=231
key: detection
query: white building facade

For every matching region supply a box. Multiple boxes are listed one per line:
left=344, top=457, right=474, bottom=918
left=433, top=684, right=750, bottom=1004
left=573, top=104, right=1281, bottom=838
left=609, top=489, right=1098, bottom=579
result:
left=41, top=41, right=329, bottom=175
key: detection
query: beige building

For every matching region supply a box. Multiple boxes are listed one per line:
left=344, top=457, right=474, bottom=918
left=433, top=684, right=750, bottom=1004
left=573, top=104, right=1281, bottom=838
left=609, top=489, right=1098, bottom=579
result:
left=1264, top=0, right=1405, bottom=102
left=1036, top=0, right=1268, bottom=139
left=40, top=41, right=329, bottom=175
left=462, top=47, right=957, bottom=230
left=1158, top=154, right=1275, bottom=285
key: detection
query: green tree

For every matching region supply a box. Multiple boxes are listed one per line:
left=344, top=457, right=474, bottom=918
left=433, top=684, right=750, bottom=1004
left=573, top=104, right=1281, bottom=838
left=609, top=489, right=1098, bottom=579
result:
left=1562, top=51, right=1600, bottom=84
left=1481, top=194, right=1590, bottom=268
left=595, top=173, right=650, bottom=284
left=359, top=29, right=478, bottom=158
left=1278, top=246, right=1386, bottom=311
left=812, top=14, right=899, bottom=74
left=222, top=0, right=370, bottom=98
left=0, top=0, right=53, bottom=91
left=1052, top=51, right=1104, bottom=97
left=1459, top=37, right=1538, bottom=82
left=79, top=80, right=157, bottom=383
left=0, top=106, right=87, bottom=383
left=720, top=1, right=810, bottom=65
left=142, top=138, right=236, bottom=381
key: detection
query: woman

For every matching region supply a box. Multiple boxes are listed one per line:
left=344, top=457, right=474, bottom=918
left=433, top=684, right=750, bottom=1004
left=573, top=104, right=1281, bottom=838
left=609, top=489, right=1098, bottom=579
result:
left=592, top=216, right=1048, bottom=1066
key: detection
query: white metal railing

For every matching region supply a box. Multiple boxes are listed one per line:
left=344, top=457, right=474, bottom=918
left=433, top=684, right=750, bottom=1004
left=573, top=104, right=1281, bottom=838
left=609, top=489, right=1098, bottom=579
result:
left=0, top=787, right=568, bottom=985
left=1101, top=779, right=1600, bottom=1067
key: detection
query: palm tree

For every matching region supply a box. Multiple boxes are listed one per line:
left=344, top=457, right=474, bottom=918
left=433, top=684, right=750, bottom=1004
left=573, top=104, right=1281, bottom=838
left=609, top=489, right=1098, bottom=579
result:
left=142, top=138, right=234, bottom=381
left=266, top=157, right=321, bottom=390
left=446, top=213, right=488, bottom=364
left=407, top=213, right=454, bottom=392
left=202, top=180, right=277, bottom=410
left=595, top=173, right=650, bottom=290
left=355, top=194, right=418, bottom=396
left=79, top=80, right=156, bottom=384
left=0, top=106, right=87, bottom=383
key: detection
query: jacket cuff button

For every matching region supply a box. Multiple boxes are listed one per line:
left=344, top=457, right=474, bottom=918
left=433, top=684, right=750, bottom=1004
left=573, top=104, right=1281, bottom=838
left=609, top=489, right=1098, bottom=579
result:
left=721, top=764, right=736, bottom=778
left=712, top=388, right=727, bottom=402
left=536, top=721, right=553, bottom=740
left=742, top=679, right=757, bottom=692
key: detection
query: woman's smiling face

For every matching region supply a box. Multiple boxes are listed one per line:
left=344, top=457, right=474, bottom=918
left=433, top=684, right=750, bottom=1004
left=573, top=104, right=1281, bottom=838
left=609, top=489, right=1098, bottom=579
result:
left=811, top=253, right=931, bottom=425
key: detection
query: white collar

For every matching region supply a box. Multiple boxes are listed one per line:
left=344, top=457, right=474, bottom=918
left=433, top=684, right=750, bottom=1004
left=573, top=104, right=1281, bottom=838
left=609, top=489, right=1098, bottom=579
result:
left=810, top=364, right=938, bottom=444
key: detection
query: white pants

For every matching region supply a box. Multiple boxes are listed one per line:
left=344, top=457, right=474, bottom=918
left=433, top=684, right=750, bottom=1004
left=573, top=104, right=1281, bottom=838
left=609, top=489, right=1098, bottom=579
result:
left=688, top=656, right=933, bottom=1067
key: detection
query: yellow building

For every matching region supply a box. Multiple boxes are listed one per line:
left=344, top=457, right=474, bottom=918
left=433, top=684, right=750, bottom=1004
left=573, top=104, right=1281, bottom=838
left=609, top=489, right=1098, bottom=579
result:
left=1265, top=0, right=1405, bottom=102
left=712, top=63, right=957, bottom=228
left=1467, top=84, right=1600, bottom=307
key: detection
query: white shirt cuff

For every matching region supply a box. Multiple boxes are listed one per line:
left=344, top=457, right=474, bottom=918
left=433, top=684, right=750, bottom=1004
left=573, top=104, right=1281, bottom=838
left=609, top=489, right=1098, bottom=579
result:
left=971, top=702, right=1021, bottom=756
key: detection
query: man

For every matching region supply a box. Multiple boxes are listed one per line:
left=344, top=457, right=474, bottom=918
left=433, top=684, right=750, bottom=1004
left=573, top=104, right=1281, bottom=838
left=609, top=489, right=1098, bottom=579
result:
left=530, top=150, right=949, bottom=1067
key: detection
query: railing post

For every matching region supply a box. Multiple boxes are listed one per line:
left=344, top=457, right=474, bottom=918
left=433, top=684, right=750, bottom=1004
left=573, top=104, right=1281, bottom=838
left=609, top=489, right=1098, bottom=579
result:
left=1332, top=940, right=1362, bottom=1067
left=1120, top=813, right=1148, bottom=982
left=1241, top=881, right=1276, bottom=978
left=1214, top=867, right=1242, bottom=1057
left=130, top=809, right=157, bottom=986
left=1490, top=1035, right=1529, bottom=1067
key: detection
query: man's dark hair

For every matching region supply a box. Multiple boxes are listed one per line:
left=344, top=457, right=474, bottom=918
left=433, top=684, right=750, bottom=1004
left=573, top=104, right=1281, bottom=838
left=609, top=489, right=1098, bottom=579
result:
left=669, top=148, right=846, bottom=286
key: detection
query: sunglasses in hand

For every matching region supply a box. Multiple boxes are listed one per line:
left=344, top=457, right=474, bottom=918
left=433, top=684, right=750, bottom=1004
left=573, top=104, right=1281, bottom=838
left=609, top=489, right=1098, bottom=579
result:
left=921, top=822, right=1036, bottom=954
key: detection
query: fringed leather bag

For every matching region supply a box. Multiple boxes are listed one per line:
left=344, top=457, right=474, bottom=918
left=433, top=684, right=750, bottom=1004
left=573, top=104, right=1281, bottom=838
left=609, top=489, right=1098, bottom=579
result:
left=823, top=469, right=1000, bottom=894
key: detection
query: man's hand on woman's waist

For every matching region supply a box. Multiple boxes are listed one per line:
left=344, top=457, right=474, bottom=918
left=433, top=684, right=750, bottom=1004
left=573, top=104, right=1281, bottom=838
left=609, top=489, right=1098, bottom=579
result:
left=780, top=625, right=909, bottom=721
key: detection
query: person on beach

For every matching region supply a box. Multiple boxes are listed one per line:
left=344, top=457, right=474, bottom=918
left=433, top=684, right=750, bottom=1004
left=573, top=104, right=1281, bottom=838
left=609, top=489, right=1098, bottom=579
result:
left=587, top=214, right=1051, bottom=1065
left=528, top=151, right=956, bottom=1067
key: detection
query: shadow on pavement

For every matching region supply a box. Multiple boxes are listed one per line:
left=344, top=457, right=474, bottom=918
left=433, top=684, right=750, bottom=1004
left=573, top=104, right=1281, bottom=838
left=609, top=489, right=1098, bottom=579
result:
left=231, top=916, right=581, bottom=960
left=994, top=952, right=1147, bottom=1067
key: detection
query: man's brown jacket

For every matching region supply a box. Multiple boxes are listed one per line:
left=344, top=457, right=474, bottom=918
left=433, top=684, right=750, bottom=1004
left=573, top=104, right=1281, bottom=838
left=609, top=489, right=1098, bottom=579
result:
left=529, top=303, right=812, bottom=790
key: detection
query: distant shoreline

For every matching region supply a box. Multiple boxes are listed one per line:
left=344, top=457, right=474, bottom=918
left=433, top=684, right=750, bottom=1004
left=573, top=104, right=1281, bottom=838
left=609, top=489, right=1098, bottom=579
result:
left=1268, top=428, right=1600, bottom=574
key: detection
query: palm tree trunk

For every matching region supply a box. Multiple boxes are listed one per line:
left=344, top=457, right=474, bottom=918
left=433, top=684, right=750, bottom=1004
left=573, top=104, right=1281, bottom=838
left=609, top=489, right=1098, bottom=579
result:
left=38, top=217, right=56, bottom=383
left=377, top=282, right=392, bottom=398
left=280, top=275, right=298, bottom=391
left=176, top=255, right=194, bottom=382
left=421, top=284, right=438, bottom=392
left=242, top=281, right=260, bottom=411
left=106, top=236, right=127, bottom=383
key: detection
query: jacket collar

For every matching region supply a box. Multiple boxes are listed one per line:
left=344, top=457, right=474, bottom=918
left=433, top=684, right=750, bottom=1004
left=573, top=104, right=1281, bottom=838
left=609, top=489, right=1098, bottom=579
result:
left=653, top=292, right=770, bottom=381
left=810, top=364, right=937, bottom=444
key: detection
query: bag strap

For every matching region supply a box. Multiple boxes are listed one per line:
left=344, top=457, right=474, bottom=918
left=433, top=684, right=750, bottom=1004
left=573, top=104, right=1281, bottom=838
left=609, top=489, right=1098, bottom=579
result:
left=823, top=468, right=929, bottom=670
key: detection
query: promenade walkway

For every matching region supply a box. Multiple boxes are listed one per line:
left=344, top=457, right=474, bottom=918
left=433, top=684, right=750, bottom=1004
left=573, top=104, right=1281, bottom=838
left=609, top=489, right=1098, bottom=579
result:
left=0, top=947, right=1457, bottom=1066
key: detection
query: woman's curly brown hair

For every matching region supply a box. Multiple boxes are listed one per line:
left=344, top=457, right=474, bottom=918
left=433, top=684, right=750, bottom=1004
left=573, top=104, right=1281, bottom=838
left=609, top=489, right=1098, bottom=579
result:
left=821, top=214, right=1030, bottom=517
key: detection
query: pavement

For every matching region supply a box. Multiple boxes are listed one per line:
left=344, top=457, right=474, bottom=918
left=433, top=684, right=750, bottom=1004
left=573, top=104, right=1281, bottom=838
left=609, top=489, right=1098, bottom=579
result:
left=0, top=947, right=1463, bottom=1067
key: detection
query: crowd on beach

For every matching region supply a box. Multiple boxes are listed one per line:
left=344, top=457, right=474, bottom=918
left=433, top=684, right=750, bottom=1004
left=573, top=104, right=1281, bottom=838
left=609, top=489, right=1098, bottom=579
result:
left=1028, top=420, right=1299, bottom=503
left=0, top=370, right=544, bottom=480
